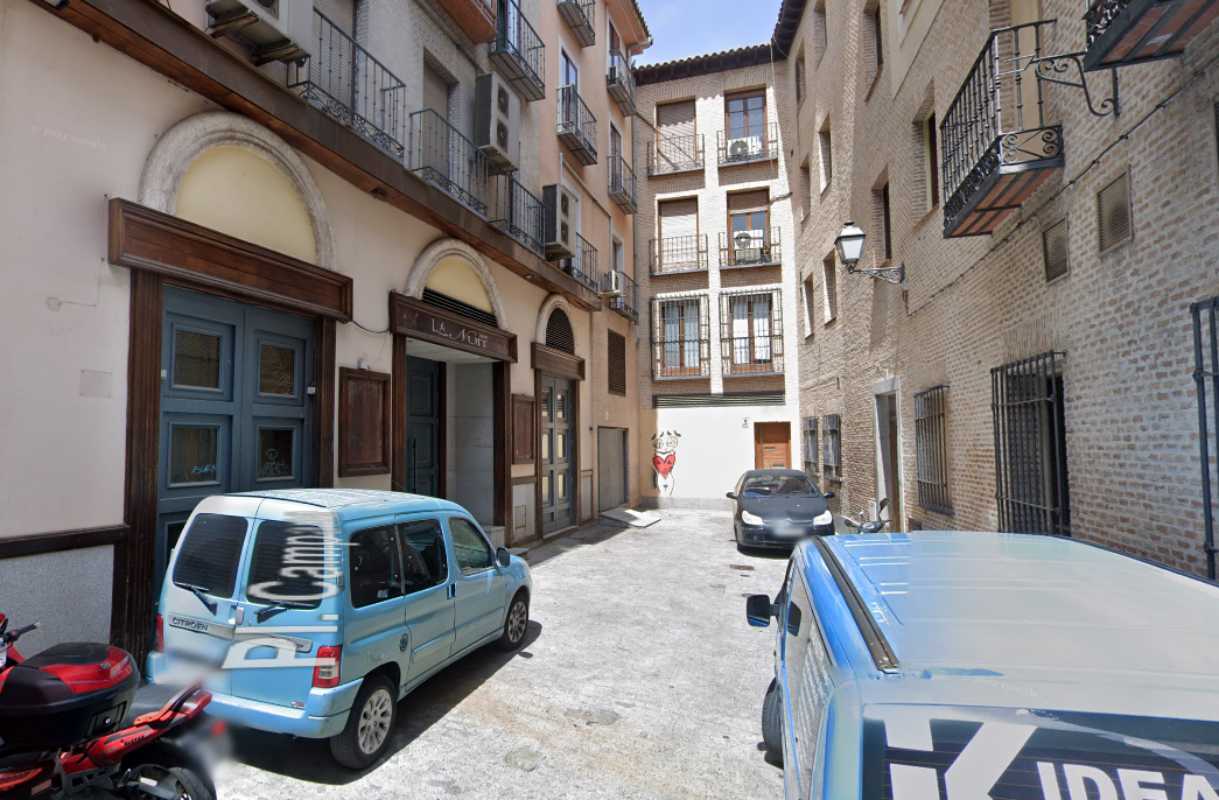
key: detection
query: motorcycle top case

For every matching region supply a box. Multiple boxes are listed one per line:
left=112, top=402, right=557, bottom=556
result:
left=0, top=642, right=139, bottom=751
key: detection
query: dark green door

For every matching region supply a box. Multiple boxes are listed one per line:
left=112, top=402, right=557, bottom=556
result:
left=406, top=356, right=442, bottom=496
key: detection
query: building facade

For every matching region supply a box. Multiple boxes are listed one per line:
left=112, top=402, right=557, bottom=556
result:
left=0, top=0, right=649, bottom=655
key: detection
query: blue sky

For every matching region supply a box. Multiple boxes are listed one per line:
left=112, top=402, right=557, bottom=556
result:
left=635, top=0, right=783, bottom=66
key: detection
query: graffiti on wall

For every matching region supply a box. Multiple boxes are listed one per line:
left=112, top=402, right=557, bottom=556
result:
left=651, top=430, right=681, bottom=496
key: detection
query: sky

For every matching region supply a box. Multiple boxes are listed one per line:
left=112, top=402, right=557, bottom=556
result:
left=634, top=0, right=783, bottom=66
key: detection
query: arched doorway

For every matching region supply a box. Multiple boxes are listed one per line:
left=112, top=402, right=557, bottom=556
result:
left=533, top=298, right=586, bottom=535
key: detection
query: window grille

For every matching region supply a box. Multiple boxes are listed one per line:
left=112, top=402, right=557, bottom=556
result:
left=802, top=417, right=819, bottom=479
left=720, top=290, right=783, bottom=376
left=914, top=385, right=951, bottom=514
left=822, top=414, right=841, bottom=480
left=650, top=294, right=710, bottom=378
left=545, top=309, right=575, bottom=353
left=607, top=330, right=626, bottom=395
left=1097, top=172, right=1132, bottom=253
left=1042, top=218, right=1069, bottom=282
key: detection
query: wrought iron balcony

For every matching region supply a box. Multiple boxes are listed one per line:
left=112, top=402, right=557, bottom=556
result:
left=489, top=173, right=545, bottom=254
left=608, top=156, right=637, bottom=214
left=607, top=51, right=636, bottom=115
left=717, top=122, right=779, bottom=166
left=557, top=0, right=596, bottom=46
left=562, top=233, right=599, bottom=292
left=288, top=10, right=408, bottom=160
left=408, top=109, right=490, bottom=216
left=650, top=234, right=708, bottom=275
left=647, top=134, right=705, bottom=176
left=436, top=0, right=497, bottom=43
left=1084, top=0, right=1219, bottom=71
left=940, top=21, right=1064, bottom=238
left=651, top=337, right=710, bottom=379
left=556, top=85, right=598, bottom=165
left=720, top=228, right=781, bottom=267
left=722, top=335, right=784, bottom=377
left=490, top=0, right=545, bottom=102
left=602, top=270, right=639, bottom=322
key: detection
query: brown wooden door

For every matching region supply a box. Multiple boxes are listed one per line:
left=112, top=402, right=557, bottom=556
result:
left=754, top=422, right=791, bottom=469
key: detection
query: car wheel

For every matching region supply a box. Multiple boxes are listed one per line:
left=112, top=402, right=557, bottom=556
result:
left=762, top=678, right=783, bottom=763
left=497, top=591, right=529, bottom=651
left=330, top=673, right=397, bottom=770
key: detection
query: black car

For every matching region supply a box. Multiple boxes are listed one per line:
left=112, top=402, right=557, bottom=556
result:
left=726, top=469, right=835, bottom=550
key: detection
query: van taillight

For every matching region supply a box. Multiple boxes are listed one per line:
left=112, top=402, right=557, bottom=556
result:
left=154, top=614, right=164, bottom=652
left=313, top=646, right=341, bottom=689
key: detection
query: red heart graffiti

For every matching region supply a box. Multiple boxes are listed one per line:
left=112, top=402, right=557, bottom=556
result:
left=652, top=452, right=676, bottom=477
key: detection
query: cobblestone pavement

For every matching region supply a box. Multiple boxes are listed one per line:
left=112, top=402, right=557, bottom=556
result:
left=216, top=509, right=789, bottom=799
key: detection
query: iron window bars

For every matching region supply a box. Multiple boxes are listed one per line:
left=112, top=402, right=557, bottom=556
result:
left=991, top=351, right=1071, bottom=536
left=823, top=414, right=842, bottom=480
left=489, top=0, right=546, bottom=102
left=650, top=235, right=708, bottom=276
left=489, top=173, right=545, bottom=255
left=602, top=269, right=639, bottom=322
left=802, top=417, right=819, bottom=479
left=408, top=109, right=491, bottom=216
left=939, top=20, right=1063, bottom=238
left=288, top=9, right=408, bottom=161
left=563, top=232, right=599, bottom=292
left=557, top=0, right=596, bottom=46
left=914, top=385, right=952, bottom=514
left=648, top=134, right=705, bottom=176
left=608, top=156, right=638, bottom=214
left=720, top=291, right=784, bottom=377
left=651, top=295, right=710, bottom=379
left=720, top=228, right=782, bottom=267
left=1191, top=295, right=1219, bottom=579
left=607, top=50, right=637, bottom=115
left=556, top=85, right=598, bottom=165
left=717, top=121, right=780, bottom=166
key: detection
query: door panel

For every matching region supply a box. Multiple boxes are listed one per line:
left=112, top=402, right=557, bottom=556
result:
left=754, top=422, right=791, bottom=469
left=540, top=376, right=575, bottom=532
left=406, top=357, right=442, bottom=496
left=397, top=516, right=455, bottom=686
left=597, top=427, right=626, bottom=512
left=447, top=517, right=505, bottom=652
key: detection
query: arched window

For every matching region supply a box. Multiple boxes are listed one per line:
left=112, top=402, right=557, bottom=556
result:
left=545, top=309, right=575, bottom=353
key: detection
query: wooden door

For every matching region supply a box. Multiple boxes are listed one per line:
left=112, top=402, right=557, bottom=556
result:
left=754, top=422, right=791, bottom=469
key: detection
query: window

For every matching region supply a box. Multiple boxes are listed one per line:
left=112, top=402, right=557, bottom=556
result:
left=914, top=386, right=951, bottom=514
left=822, top=252, right=838, bottom=323
left=795, top=48, right=807, bottom=106
left=449, top=517, right=495, bottom=574
left=802, top=273, right=817, bottom=337
left=992, top=352, right=1071, bottom=535
left=869, top=4, right=884, bottom=73
left=399, top=519, right=448, bottom=593
left=1042, top=218, right=1069, bottom=282
left=173, top=513, right=248, bottom=599
left=349, top=526, right=404, bottom=608
left=817, top=120, right=833, bottom=192
left=722, top=292, right=780, bottom=374
left=813, top=0, right=828, bottom=62
left=726, top=190, right=771, bottom=265
left=608, top=330, right=627, bottom=395
left=725, top=90, right=767, bottom=143
left=822, top=414, right=841, bottom=480
left=1097, top=171, right=1132, bottom=253
left=654, top=296, right=707, bottom=377
left=799, top=159, right=813, bottom=220
left=925, top=113, right=940, bottom=210
left=545, top=309, right=575, bottom=353
left=561, top=50, right=579, bottom=89
left=873, top=180, right=892, bottom=261
left=802, top=417, right=819, bottom=478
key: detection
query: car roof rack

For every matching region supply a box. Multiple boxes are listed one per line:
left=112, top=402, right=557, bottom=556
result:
left=811, top=537, right=899, bottom=673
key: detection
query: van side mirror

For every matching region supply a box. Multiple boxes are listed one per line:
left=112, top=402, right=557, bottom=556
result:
left=725, top=492, right=737, bottom=500
left=496, top=547, right=511, bottom=568
left=824, top=491, right=835, bottom=499
left=746, top=594, right=775, bottom=628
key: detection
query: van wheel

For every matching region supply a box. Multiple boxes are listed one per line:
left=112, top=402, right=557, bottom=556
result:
left=497, top=592, right=529, bottom=651
left=762, top=678, right=783, bottom=764
left=330, top=674, right=397, bottom=770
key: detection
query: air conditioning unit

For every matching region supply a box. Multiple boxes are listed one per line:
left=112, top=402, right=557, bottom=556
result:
left=602, top=269, right=623, bottom=296
left=542, top=184, right=576, bottom=260
left=205, top=0, right=310, bottom=65
left=475, top=73, right=521, bottom=175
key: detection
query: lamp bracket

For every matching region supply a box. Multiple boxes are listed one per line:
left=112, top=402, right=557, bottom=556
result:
left=1032, top=52, right=1120, bottom=119
left=847, top=263, right=905, bottom=285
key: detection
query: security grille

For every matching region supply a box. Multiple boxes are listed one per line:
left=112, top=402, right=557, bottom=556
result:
left=1042, top=218, right=1069, bottom=282
left=1097, top=172, right=1132, bottom=253
left=823, top=414, right=841, bottom=481
left=607, top=330, right=626, bottom=395
left=991, top=352, right=1071, bottom=535
left=545, top=309, right=575, bottom=353
left=914, top=385, right=952, bottom=514
left=651, top=294, right=710, bottom=378
left=422, top=289, right=498, bottom=328
left=802, top=417, right=819, bottom=479
left=720, top=291, right=783, bottom=376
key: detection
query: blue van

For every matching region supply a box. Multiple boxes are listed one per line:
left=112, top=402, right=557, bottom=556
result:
left=747, top=532, right=1219, bottom=800
left=148, top=489, right=532, bottom=769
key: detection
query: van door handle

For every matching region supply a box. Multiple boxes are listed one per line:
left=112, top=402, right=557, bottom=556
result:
left=447, top=584, right=456, bottom=599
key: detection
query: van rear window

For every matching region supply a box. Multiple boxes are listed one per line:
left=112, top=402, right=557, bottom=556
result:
left=173, top=514, right=248, bottom=598
left=245, top=521, right=328, bottom=608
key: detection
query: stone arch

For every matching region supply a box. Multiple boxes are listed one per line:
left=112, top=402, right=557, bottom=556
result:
left=139, top=111, right=334, bottom=269
left=535, top=294, right=580, bottom=352
left=405, top=237, right=508, bottom=326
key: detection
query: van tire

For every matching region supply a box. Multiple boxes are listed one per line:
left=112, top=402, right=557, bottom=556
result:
left=330, top=674, right=397, bottom=770
left=497, top=591, right=529, bottom=651
left=762, top=678, right=783, bottom=763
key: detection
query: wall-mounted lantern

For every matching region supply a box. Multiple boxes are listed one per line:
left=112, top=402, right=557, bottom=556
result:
left=835, top=222, right=905, bottom=285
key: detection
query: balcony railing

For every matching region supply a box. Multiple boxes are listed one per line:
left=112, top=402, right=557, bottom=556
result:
left=556, top=85, right=598, bottom=165
left=557, top=0, right=595, bottom=46
left=563, top=233, right=599, bottom=292
left=435, top=0, right=497, bottom=43
left=607, top=51, right=636, bottom=115
left=408, top=109, right=490, bottom=216
left=648, top=134, right=705, bottom=176
left=489, top=173, right=544, bottom=254
left=940, top=21, right=1064, bottom=238
left=722, top=335, right=785, bottom=377
left=717, top=122, right=779, bottom=166
left=608, top=156, right=637, bottom=214
left=1084, top=0, right=1219, bottom=71
left=652, top=338, right=710, bottom=379
left=288, top=10, right=408, bottom=160
left=720, top=228, right=781, bottom=267
left=602, top=270, right=639, bottom=322
left=650, top=234, right=708, bottom=275
left=490, top=0, right=545, bottom=102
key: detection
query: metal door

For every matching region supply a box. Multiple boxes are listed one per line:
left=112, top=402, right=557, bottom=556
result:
left=540, top=375, right=575, bottom=532
left=406, top=356, right=442, bottom=496
left=597, top=427, right=627, bottom=512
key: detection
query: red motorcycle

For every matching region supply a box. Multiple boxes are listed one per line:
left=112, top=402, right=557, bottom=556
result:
left=0, top=614, right=221, bottom=799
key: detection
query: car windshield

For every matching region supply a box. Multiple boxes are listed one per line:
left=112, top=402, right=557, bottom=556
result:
left=741, top=475, right=818, bottom=497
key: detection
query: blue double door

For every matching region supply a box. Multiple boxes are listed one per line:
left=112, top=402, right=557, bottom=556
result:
left=155, top=287, right=317, bottom=585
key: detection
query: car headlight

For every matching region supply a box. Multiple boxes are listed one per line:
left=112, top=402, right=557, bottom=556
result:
left=814, top=509, right=833, bottom=527
left=741, top=510, right=764, bottom=526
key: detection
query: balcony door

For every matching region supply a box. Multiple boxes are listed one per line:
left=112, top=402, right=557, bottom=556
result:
left=422, top=60, right=454, bottom=184
left=727, top=190, right=770, bottom=264
left=560, top=50, right=579, bottom=130
left=658, top=197, right=698, bottom=272
left=729, top=293, right=773, bottom=372
left=610, top=124, right=623, bottom=188
left=725, top=89, right=766, bottom=158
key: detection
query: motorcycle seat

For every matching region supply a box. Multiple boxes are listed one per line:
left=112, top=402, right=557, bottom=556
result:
left=125, top=683, right=184, bottom=721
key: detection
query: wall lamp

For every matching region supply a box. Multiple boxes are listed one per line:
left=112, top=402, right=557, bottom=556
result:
left=835, top=222, right=905, bottom=285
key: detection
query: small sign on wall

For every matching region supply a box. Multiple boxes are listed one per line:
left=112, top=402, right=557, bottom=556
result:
left=338, top=367, right=391, bottom=477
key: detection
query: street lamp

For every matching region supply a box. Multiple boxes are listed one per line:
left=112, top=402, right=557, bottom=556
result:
left=834, top=221, right=905, bottom=285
